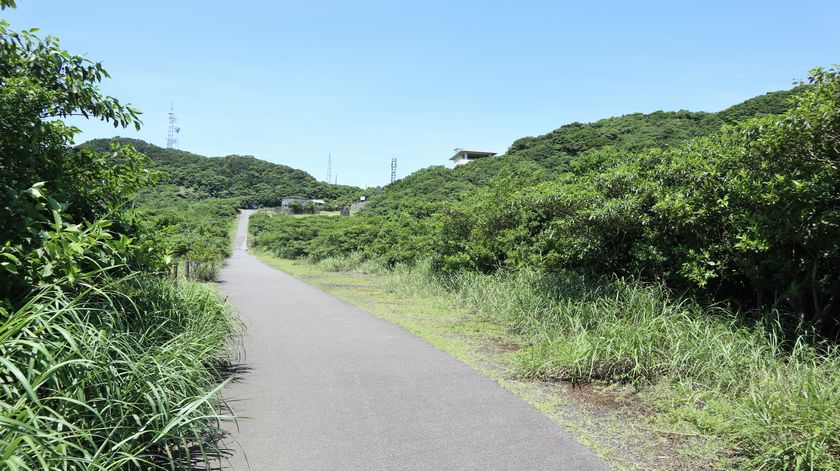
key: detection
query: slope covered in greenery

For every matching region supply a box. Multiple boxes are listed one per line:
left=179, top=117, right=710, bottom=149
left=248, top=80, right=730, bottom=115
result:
left=366, top=86, right=806, bottom=215
left=508, top=86, right=805, bottom=164
left=82, top=137, right=366, bottom=207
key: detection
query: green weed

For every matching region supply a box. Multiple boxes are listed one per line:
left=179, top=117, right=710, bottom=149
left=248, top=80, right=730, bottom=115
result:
left=0, top=274, right=242, bottom=470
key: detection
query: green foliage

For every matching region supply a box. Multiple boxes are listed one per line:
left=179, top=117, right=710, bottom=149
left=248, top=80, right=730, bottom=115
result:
left=250, top=212, right=377, bottom=260
left=450, top=268, right=839, bottom=470
left=1, top=11, right=239, bottom=468
left=0, top=185, right=166, bottom=305
left=136, top=192, right=238, bottom=281
left=1, top=274, right=239, bottom=469
left=507, top=87, right=805, bottom=167
left=350, top=68, right=840, bottom=336
left=81, top=137, right=367, bottom=208
left=470, top=69, right=840, bottom=334
left=0, top=20, right=159, bottom=304
left=0, top=20, right=145, bottom=217
left=288, top=200, right=316, bottom=214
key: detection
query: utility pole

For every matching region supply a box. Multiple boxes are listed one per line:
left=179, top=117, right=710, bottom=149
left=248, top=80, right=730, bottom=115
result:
left=390, top=157, right=397, bottom=183
left=166, top=103, right=180, bottom=149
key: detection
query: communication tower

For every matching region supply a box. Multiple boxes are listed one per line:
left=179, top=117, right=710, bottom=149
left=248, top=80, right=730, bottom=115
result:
left=166, top=103, right=180, bottom=149
left=326, top=154, right=332, bottom=183
left=390, top=158, right=397, bottom=183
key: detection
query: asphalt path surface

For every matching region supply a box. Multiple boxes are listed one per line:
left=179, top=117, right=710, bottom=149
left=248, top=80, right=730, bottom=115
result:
left=218, top=210, right=606, bottom=470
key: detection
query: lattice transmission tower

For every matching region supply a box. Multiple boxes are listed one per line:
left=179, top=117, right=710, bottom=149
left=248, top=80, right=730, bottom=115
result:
left=326, top=154, right=332, bottom=183
left=390, top=158, right=397, bottom=183
left=165, top=103, right=180, bottom=149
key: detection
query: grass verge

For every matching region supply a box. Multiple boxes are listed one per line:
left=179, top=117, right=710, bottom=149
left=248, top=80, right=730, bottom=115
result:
left=257, top=252, right=744, bottom=470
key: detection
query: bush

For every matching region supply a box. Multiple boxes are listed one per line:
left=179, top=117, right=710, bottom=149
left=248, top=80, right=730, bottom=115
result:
left=138, top=196, right=239, bottom=281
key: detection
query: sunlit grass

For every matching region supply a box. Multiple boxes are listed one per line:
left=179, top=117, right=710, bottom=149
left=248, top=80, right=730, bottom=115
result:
left=270, top=253, right=840, bottom=470
left=452, top=268, right=840, bottom=470
left=0, top=274, right=241, bottom=470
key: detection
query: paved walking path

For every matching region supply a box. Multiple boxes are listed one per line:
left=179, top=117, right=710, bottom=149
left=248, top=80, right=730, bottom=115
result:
left=218, top=211, right=606, bottom=470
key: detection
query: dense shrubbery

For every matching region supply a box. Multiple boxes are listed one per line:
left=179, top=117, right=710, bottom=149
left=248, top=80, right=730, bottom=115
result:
left=137, top=190, right=238, bottom=280
left=1, top=11, right=238, bottom=469
left=250, top=68, right=840, bottom=468
left=434, top=69, right=840, bottom=336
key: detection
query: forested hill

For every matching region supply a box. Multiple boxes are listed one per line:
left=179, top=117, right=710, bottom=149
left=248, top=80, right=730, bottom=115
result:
left=365, top=85, right=807, bottom=214
left=81, top=138, right=364, bottom=207
left=507, top=86, right=806, bottom=167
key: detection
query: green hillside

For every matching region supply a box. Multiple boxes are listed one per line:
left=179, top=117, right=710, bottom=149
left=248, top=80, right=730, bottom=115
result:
left=507, top=86, right=805, bottom=165
left=81, top=137, right=365, bottom=207
left=366, top=86, right=806, bottom=215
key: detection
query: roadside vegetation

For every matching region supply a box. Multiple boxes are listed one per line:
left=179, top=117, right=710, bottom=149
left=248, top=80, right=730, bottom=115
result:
left=0, top=7, right=239, bottom=469
left=250, top=68, right=840, bottom=469
left=136, top=190, right=239, bottom=281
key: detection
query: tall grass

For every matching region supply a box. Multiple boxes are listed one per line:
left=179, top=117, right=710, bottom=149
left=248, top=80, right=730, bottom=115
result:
left=315, top=252, right=384, bottom=274
left=179, top=258, right=226, bottom=282
left=317, top=255, right=840, bottom=469
left=455, top=269, right=840, bottom=469
left=0, top=274, right=241, bottom=470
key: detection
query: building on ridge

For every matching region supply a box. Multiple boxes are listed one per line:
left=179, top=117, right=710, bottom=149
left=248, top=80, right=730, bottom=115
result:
left=449, top=148, right=497, bottom=166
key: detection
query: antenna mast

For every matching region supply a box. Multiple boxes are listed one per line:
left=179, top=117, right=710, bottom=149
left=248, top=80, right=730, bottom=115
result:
left=326, top=154, right=332, bottom=183
left=390, top=158, right=397, bottom=183
left=166, top=103, right=180, bottom=149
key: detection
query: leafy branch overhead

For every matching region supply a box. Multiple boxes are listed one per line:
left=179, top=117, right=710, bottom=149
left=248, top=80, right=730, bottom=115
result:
left=0, top=21, right=141, bottom=127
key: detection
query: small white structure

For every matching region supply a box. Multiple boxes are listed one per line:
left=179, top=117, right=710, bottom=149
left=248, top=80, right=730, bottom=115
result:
left=450, top=148, right=497, bottom=166
left=310, top=199, right=326, bottom=206
left=280, top=196, right=309, bottom=207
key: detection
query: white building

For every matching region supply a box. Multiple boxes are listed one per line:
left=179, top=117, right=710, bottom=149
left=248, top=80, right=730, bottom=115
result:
left=449, top=148, right=497, bottom=166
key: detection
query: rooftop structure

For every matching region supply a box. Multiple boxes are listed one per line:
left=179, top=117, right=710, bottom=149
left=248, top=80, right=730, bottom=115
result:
left=449, top=148, right=497, bottom=166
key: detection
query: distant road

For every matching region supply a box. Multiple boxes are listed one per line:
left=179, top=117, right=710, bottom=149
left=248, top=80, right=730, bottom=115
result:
left=218, top=210, right=606, bottom=470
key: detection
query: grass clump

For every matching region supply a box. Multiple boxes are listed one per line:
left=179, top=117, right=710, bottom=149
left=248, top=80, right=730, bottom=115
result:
left=455, top=269, right=840, bottom=469
left=0, top=274, right=241, bottom=470
left=316, top=251, right=384, bottom=274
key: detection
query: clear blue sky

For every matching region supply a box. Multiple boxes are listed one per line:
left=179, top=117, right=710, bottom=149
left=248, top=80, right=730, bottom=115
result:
left=4, top=1, right=839, bottom=187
